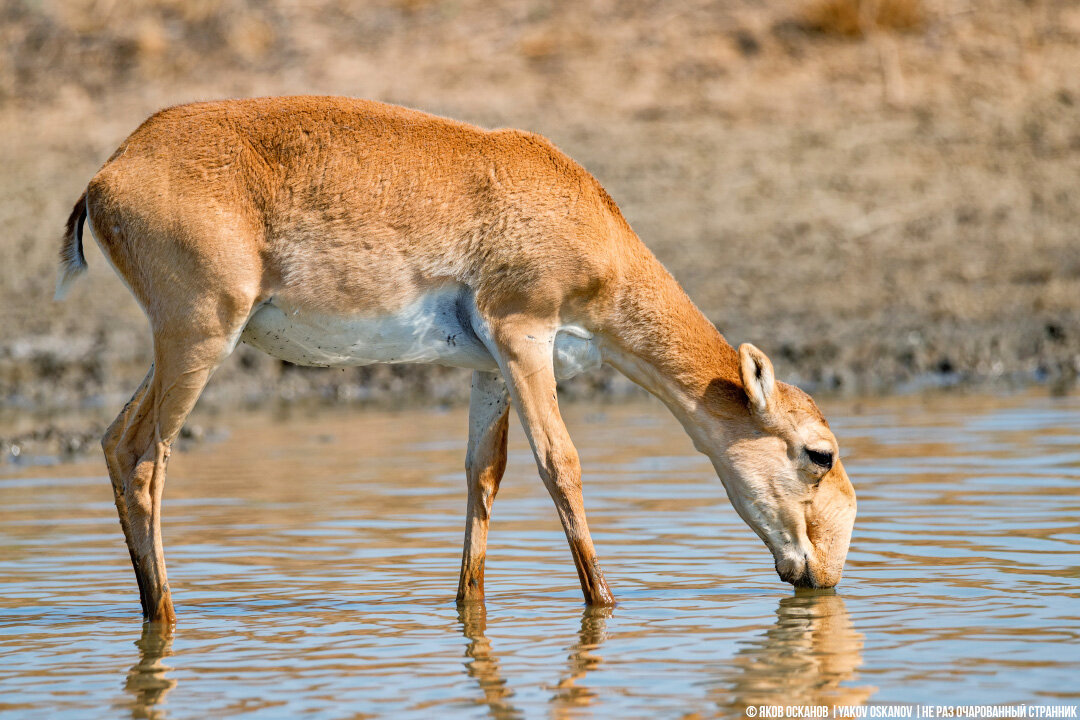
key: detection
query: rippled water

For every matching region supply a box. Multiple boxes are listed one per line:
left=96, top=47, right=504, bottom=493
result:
left=1, top=392, right=1078, bottom=718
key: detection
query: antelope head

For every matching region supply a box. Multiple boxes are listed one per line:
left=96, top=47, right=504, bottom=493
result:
left=703, top=344, right=857, bottom=589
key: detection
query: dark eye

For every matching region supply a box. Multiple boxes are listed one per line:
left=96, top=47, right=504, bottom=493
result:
left=806, top=448, right=834, bottom=471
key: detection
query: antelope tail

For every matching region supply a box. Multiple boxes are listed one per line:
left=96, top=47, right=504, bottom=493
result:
left=55, top=192, right=88, bottom=301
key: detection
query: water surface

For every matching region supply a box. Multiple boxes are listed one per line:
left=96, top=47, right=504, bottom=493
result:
left=1, top=392, right=1078, bottom=718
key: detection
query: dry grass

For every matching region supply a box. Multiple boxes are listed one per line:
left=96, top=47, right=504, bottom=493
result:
left=802, top=0, right=925, bottom=36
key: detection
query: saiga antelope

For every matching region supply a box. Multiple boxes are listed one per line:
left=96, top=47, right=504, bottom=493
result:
left=56, top=97, right=856, bottom=624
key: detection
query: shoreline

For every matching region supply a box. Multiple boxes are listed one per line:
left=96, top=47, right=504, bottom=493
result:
left=0, top=364, right=1071, bottom=467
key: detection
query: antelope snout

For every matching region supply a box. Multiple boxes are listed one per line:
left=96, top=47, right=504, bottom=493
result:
left=775, top=547, right=842, bottom=589
left=774, top=547, right=811, bottom=588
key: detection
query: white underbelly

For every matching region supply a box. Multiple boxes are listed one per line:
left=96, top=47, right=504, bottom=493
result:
left=239, top=286, right=603, bottom=380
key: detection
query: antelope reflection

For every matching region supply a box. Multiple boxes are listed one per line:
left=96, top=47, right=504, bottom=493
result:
left=724, top=592, right=876, bottom=712
left=458, top=604, right=522, bottom=719
left=458, top=604, right=612, bottom=719
left=549, top=605, right=611, bottom=713
left=120, top=623, right=177, bottom=719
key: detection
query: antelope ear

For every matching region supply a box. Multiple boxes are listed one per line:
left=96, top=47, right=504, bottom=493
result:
left=739, top=343, right=776, bottom=415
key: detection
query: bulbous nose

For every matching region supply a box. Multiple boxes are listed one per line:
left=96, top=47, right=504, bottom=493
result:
left=774, top=549, right=812, bottom=587
left=802, top=461, right=856, bottom=589
left=805, top=559, right=843, bottom=589
left=775, top=548, right=843, bottom=589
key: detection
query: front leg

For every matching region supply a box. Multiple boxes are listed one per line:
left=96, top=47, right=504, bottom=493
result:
left=457, top=371, right=511, bottom=603
left=488, top=322, right=615, bottom=606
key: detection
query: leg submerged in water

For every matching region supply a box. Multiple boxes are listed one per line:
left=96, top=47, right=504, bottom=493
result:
left=486, top=320, right=615, bottom=607
left=102, top=328, right=241, bottom=623
left=457, top=370, right=511, bottom=603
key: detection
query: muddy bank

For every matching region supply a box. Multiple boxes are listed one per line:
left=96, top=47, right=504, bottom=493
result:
left=2, top=315, right=1079, bottom=420
left=2, top=332, right=1077, bottom=465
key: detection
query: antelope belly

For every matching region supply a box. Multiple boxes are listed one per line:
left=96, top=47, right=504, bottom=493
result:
left=240, top=288, right=603, bottom=379
left=240, top=288, right=498, bottom=371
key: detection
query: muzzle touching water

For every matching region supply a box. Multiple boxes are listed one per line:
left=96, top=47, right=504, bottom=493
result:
left=713, top=433, right=856, bottom=591
left=775, top=550, right=825, bottom=589
left=773, top=463, right=857, bottom=590
left=774, top=547, right=823, bottom=589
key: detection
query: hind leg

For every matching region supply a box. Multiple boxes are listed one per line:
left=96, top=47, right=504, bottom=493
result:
left=103, top=366, right=155, bottom=613
left=107, top=324, right=243, bottom=623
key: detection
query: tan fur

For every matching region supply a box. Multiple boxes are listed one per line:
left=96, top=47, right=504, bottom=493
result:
left=457, top=371, right=511, bottom=603
left=60, top=96, right=855, bottom=621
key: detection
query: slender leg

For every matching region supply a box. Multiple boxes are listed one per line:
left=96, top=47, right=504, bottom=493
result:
left=488, top=322, right=615, bottom=606
left=457, top=371, right=511, bottom=603
left=103, top=365, right=155, bottom=614
left=106, top=330, right=237, bottom=623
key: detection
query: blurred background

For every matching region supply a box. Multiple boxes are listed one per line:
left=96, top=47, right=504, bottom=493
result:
left=1, top=0, right=1078, bottom=428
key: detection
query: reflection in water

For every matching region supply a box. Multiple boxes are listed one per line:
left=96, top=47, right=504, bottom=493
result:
left=550, top=606, right=612, bottom=714
left=724, top=593, right=876, bottom=712
left=121, top=623, right=176, bottom=720
left=4, top=395, right=1079, bottom=715
left=459, top=604, right=523, bottom=720
left=458, top=604, right=612, bottom=719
